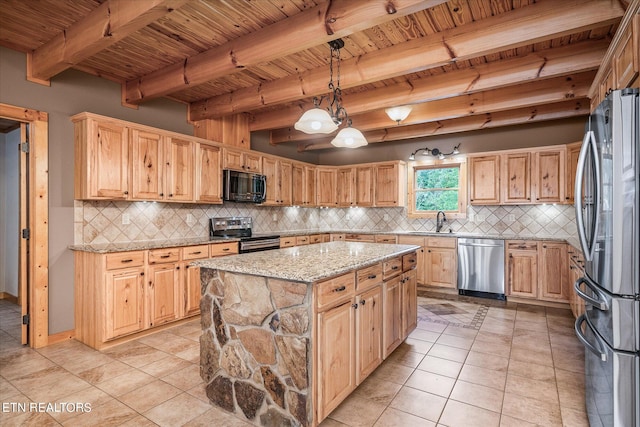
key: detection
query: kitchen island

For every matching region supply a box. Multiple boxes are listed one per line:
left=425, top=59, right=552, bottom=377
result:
left=194, top=241, right=419, bottom=427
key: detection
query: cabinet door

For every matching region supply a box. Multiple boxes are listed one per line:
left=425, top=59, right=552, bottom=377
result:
left=402, top=270, right=418, bottom=339
left=165, top=137, right=194, bottom=202
left=565, top=142, right=582, bottom=204
left=183, top=264, right=201, bottom=317
left=105, top=268, right=145, bottom=340
left=262, top=156, right=279, bottom=205
left=508, top=249, right=538, bottom=298
left=383, top=276, right=403, bottom=358
left=425, top=247, right=457, bottom=288
left=355, top=166, right=374, bottom=207
left=130, top=128, right=163, bottom=200
left=316, top=168, right=337, bottom=207
left=292, top=163, right=305, bottom=206
left=195, top=143, right=222, bottom=203
left=222, top=148, right=243, bottom=170
left=501, top=152, right=530, bottom=204
left=533, top=149, right=565, bottom=203
left=304, top=166, right=317, bottom=206
left=89, top=120, right=129, bottom=199
left=469, top=155, right=500, bottom=204
left=337, top=167, right=356, bottom=207
left=317, top=300, right=355, bottom=421
left=374, top=162, right=401, bottom=207
left=356, top=286, right=382, bottom=384
left=243, top=152, right=262, bottom=173
left=398, top=236, right=426, bottom=285
left=148, top=264, right=181, bottom=327
left=613, top=16, right=639, bottom=88
left=538, top=242, right=569, bottom=302
left=279, top=160, right=292, bottom=205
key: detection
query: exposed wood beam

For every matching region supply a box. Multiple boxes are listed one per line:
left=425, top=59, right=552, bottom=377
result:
left=192, top=0, right=623, bottom=122
left=268, top=42, right=606, bottom=143
left=296, top=100, right=590, bottom=151
left=123, top=0, right=442, bottom=104
left=260, top=71, right=594, bottom=136
left=27, top=0, right=187, bottom=83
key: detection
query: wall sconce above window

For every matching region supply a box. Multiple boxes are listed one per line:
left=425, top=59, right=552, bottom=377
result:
left=385, top=105, right=412, bottom=124
left=409, top=144, right=460, bottom=161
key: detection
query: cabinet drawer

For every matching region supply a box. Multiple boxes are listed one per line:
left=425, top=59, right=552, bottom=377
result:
left=507, top=240, right=537, bottom=251
left=182, top=244, right=210, bottom=260
left=426, top=237, right=456, bottom=249
left=280, top=237, right=296, bottom=248
left=105, top=251, right=145, bottom=270
left=345, top=233, right=375, bottom=242
left=375, top=235, right=397, bottom=244
left=331, top=234, right=345, bottom=241
left=210, top=242, right=238, bottom=257
left=356, top=263, right=383, bottom=291
left=402, top=252, right=418, bottom=271
left=316, top=273, right=355, bottom=310
left=309, top=234, right=323, bottom=244
left=296, top=235, right=310, bottom=245
left=148, top=248, right=180, bottom=264
left=383, top=257, right=403, bottom=279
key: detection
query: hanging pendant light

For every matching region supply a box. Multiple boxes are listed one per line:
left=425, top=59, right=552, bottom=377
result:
left=385, top=105, right=412, bottom=124
left=293, top=39, right=367, bottom=148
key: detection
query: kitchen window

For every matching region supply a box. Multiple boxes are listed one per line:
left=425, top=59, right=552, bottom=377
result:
left=408, top=161, right=467, bottom=218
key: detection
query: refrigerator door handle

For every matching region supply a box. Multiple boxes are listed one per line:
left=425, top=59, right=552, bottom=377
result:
left=574, top=276, right=609, bottom=311
left=574, top=314, right=607, bottom=362
left=574, top=129, right=601, bottom=262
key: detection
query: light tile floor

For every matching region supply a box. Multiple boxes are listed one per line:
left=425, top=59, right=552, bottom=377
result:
left=0, top=292, right=589, bottom=426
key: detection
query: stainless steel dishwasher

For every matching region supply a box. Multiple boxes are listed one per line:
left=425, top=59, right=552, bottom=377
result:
left=457, top=238, right=505, bottom=300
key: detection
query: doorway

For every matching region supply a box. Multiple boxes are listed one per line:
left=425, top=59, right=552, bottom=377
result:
left=0, top=104, right=49, bottom=348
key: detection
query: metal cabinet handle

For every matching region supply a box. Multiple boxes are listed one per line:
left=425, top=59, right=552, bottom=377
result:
left=391, top=266, right=399, bottom=270
left=222, top=248, right=230, bottom=251
left=333, top=286, right=346, bottom=292
left=121, top=259, right=133, bottom=263
left=160, top=254, right=171, bottom=258
left=190, top=251, right=202, bottom=255
left=367, top=274, right=377, bottom=279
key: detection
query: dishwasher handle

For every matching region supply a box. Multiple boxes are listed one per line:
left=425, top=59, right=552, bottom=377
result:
left=459, top=242, right=503, bottom=248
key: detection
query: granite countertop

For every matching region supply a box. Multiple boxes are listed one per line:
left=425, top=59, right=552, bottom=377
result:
left=68, top=236, right=240, bottom=254
left=193, top=241, right=420, bottom=283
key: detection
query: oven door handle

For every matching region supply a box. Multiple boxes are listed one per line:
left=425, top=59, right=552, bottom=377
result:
left=574, top=314, right=607, bottom=362
left=574, top=276, right=609, bottom=311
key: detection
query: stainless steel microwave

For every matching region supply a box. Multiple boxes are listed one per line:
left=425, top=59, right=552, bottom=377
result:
left=222, top=169, right=266, bottom=203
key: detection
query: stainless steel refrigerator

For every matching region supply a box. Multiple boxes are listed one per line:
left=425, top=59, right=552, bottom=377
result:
left=574, top=88, right=639, bottom=427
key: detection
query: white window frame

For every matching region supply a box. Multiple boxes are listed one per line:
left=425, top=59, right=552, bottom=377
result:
left=407, top=159, right=467, bottom=219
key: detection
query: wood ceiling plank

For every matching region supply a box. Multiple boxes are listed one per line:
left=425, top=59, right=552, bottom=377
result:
left=296, top=99, right=589, bottom=151
left=123, top=0, right=445, bottom=104
left=27, top=0, right=188, bottom=82
left=189, top=0, right=622, bottom=121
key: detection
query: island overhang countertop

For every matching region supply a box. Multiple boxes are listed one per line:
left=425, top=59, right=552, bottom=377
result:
left=192, top=241, right=421, bottom=283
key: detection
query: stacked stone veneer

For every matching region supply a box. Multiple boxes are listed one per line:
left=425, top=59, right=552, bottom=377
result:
left=199, top=268, right=313, bottom=426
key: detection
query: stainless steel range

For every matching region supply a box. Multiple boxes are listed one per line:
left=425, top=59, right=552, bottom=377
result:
left=209, top=217, right=280, bottom=253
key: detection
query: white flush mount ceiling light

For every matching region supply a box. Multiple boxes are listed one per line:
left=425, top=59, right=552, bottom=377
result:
left=293, top=38, right=367, bottom=148
left=385, top=105, right=412, bottom=124
left=408, top=144, right=460, bottom=160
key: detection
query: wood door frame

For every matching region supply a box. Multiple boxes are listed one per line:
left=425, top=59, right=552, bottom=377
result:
left=0, top=103, right=49, bottom=348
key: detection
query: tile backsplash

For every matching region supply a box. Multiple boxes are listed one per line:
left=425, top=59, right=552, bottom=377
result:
left=75, top=201, right=578, bottom=245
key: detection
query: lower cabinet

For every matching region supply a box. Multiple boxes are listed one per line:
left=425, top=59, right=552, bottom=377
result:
left=315, top=252, right=417, bottom=423
left=507, top=241, right=539, bottom=298
left=75, top=241, right=238, bottom=349
left=397, top=235, right=456, bottom=288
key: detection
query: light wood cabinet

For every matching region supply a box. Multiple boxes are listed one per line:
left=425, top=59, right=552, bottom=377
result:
left=355, top=166, right=374, bottom=207
left=195, top=143, right=222, bottom=204
left=532, top=148, right=565, bottom=203
left=375, top=235, right=397, bottom=244
left=182, top=244, right=209, bottom=317
left=130, top=128, right=164, bottom=200
left=538, top=242, right=569, bottom=302
left=424, top=237, right=457, bottom=289
left=74, top=117, right=129, bottom=200
left=374, top=162, right=406, bottom=207
left=263, top=157, right=292, bottom=206
left=469, top=155, right=500, bottom=205
left=355, top=285, right=383, bottom=384
left=565, top=141, right=582, bottom=205
left=337, top=167, right=356, bottom=207
left=398, top=236, right=426, bottom=285
left=401, top=268, right=417, bottom=338
left=382, top=275, right=403, bottom=357
left=292, top=163, right=317, bottom=207
left=344, top=233, right=375, bottom=243
left=506, top=241, right=538, bottom=298
left=613, top=14, right=639, bottom=89
left=165, top=137, right=195, bottom=202
left=104, top=266, right=145, bottom=340
left=222, top=147, right=261, bottom=172
left=501, top=152, right=531, bottom=204
left=316, top=167, right=337, bottom=207
left=147, top=262, right=181, bottom=327
left=193, top=113, right=250, bottom=149
left=568, top=246, right=586, bottom=318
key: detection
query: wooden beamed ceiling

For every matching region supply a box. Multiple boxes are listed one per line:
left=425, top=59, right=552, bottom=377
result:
left=0, top=0, right=627, bottom=151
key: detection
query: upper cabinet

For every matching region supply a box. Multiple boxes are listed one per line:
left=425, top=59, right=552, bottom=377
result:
left=316, top=167, right=338, bottom=207
left=337, top=167, right=356, bottom=207
left=262, top=157, right=292, bottom=206
left=565, top=141, right=582, bottom=205
left=355, top=166, right=374, bottom=207
left=75, top=117, right=129, bottom=200
left=374, top=162, right=406, bottom=207
left=222, top=147, right=261, bottom=173
left=73, top=113, right=220, bottom=204
left=292, top=162, right=316, bottom=207
left=469, top=145, right=571, bottom=206
left=193, top=114, right=250, bottom=149
left=469, top=155, right=500, bottom=205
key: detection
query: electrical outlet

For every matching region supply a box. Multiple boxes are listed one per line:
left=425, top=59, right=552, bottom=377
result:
left=122, top=213, right=130, bottom=225
left=272, top=213, right=278, bottom=221
left=186, top=213, right=195, bottom=225
left=475, top=214, right=485, bottom=223
left=383, top=214, right=390, bottom=221
left=507, top=214, right=516, bottom=222
left=345, top=214, right=351, bottom=220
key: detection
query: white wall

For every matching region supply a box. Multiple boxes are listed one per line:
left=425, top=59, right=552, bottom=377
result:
left=0, top=129, right=20, bottom=297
